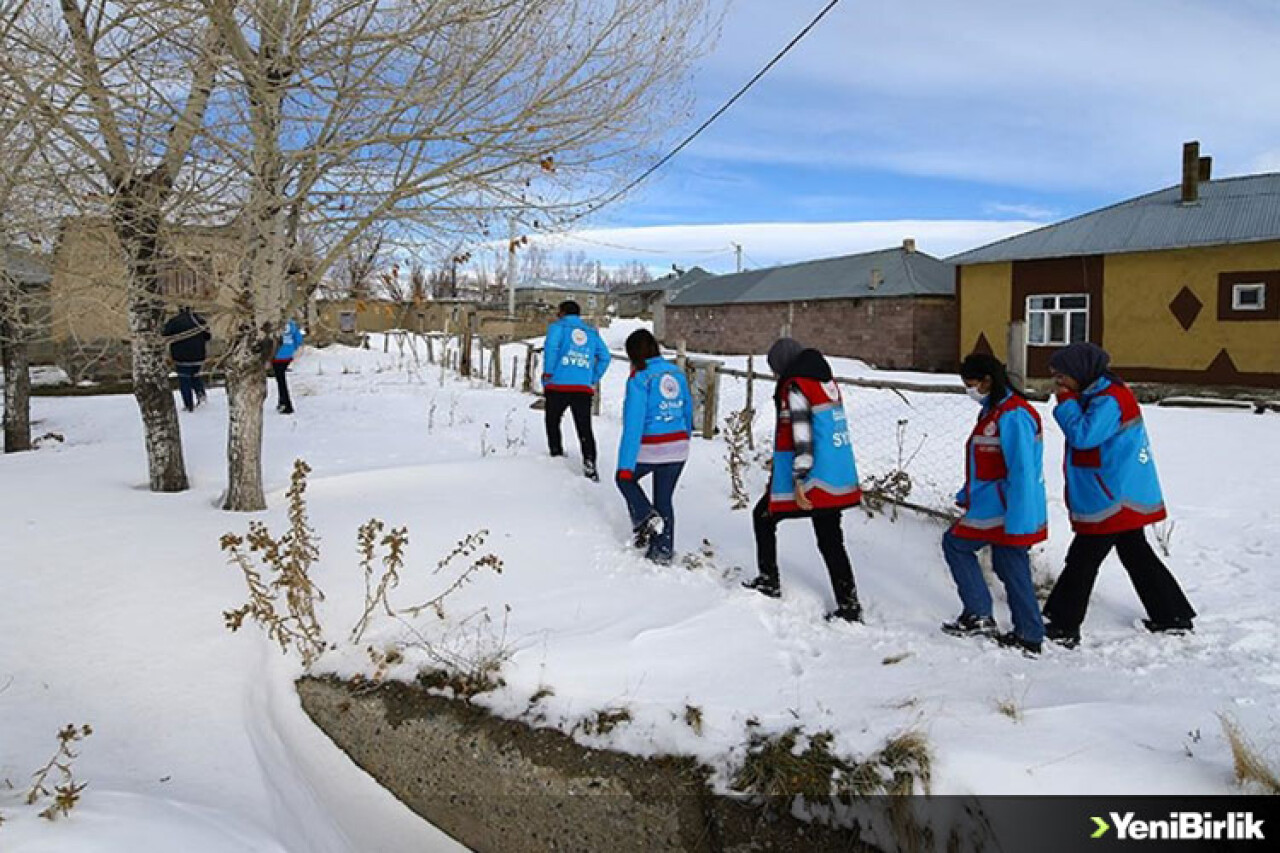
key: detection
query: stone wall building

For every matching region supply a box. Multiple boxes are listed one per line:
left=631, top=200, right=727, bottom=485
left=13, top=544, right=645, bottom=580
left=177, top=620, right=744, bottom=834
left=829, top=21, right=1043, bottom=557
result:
left=663, top=241, right=956, bottom=372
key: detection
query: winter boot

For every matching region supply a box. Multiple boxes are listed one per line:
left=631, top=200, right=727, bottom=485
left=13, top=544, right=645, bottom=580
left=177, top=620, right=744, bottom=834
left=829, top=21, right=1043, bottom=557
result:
left=583, top=459, right=599, bottom=482
left=1044, top=621, right=1081, bottom=649
left=633, top=511, right=664, bottom=550
left=742, top=574, right=781, bottom=599
left=824, top=601, right=863, bottom=624
left=995, top=631, right=1042, bottom=656
left=940, top=613, right=998, bottom=638
left=1142, top=616, right=1194, bottom=635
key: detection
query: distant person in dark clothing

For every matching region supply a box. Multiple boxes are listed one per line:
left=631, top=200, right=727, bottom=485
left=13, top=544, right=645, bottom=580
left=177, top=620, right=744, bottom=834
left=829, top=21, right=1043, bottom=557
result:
left=163, top=305, right=211, bottom=412
left=742, top=338, right=864, bottom=623
left=272, top=318, right=304, bottom=415
left=1041, top=342, right=1196, bottom=647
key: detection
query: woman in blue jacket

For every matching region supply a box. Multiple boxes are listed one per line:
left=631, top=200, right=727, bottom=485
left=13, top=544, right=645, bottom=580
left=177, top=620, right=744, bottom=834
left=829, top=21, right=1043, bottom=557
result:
left=942, top=353, right=1048, bottom=654
left=272, top=319, right=304, bottom=414
left=614, top=329, right=693, bottom=564
left=1041, top=342, right=1195, bottom=647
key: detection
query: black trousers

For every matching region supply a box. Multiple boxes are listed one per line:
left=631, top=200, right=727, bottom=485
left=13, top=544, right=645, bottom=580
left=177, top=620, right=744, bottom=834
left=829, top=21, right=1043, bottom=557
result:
left=752, top=493, right=859, bottom=608
left=1042, top=528, right=1196, bottom=630
left=272, top=360, right=293, bottom=410
left=545, top=390, right=596, bottom=463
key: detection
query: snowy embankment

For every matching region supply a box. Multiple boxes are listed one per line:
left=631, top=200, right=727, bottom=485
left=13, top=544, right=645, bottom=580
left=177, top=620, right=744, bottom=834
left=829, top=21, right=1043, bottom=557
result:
left=2, top=325, right=1278, bottom=849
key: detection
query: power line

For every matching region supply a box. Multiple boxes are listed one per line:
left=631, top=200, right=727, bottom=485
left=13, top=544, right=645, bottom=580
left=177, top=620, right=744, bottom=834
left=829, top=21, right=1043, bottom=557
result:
left=577, top=0, right=843, bottom=221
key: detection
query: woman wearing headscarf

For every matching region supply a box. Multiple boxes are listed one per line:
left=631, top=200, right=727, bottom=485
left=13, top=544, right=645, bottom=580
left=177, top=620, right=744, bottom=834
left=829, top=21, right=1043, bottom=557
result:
left=1041, top=342, right=1195, bottom=647
left=941, top=353, right=1048, bottom=655
left=741, top=337, right=864, bottom=623
left=615, top=329, right=693, bottom=564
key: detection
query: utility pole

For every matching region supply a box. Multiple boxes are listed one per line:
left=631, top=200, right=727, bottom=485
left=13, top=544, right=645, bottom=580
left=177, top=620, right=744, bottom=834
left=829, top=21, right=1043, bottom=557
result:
left=731, top=241, right=743, bottom=273
left=507, top=216, right=519, bottom=316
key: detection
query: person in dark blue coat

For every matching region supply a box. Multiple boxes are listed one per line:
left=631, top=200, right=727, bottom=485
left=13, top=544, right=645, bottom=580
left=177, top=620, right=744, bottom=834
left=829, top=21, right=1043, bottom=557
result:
left=163, top=305, right=211, bottom=412
left=1041, top=342, right=1195, bottom=647
left=542, top=301, right=611, bottom=480
left=941, top=353, right=1048, bottom=655
left=614, top=329, right=693, bottom=564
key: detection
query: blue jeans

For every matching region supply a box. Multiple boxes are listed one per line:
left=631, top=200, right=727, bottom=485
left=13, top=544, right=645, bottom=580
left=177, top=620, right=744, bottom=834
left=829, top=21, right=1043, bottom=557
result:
left=616, top=462, right=684, bottom=563
left=175, top=363, right=205, bottom=410
left=942, top=529, right=1044, bottom=643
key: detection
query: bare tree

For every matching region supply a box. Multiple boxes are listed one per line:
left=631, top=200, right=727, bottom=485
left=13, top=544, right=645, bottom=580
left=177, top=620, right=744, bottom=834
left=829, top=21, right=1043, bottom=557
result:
left=2, top=0, right=224, bottom=489
left=331, top=226, right=386, bottom=300
left=201, top=0, right=713, bottom=509
left=557, top=250, right=595, bottom=287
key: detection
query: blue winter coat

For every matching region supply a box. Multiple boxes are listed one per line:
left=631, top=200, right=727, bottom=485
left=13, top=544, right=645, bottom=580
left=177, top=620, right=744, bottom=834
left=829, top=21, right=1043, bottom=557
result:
left=542, top=315, right=610, bottom=393
left=952, top=392, right=1048, bottom=546
left=1053, top=377, right=1167, bottom=534
left=616, top=357, right=694, bottom=477
left=274, top=320, right=304, bottom=361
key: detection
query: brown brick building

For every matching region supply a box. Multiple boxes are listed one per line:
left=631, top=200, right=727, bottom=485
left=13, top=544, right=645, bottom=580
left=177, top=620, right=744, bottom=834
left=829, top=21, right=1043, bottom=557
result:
left=663, top=241, right=957, bottom=372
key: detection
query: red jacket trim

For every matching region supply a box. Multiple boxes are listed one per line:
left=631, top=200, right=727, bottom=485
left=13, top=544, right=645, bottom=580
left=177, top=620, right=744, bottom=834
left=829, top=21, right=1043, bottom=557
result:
left=950, top=521, right=1048, bottom=547
left=544, top=384, right=595, bottom=394
left=769, top=487, right=862, bottom=514
left=641, top=431, right=689, bottom=444
left=1070, top=505, right=1167, bottom=535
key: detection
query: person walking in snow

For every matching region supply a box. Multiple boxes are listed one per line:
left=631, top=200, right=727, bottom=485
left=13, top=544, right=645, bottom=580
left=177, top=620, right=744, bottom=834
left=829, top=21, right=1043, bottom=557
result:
left=742, top=338, right=864, bottom=623
left=272, top=318, right=305, bottom=415
left=541, top=300, right=611, bottom=481
left=941, top=353, right=1047, bottom=655
left=1040, top=342, right=1196, bottom=647
left=614, top=329, right=693, bottom=564
left=163, top=305, right=211, bottom=412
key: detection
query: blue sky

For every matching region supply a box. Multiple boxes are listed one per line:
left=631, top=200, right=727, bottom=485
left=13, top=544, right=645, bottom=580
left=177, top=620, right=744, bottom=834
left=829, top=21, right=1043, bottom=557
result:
left=535, top=0, right=1280, bottom=273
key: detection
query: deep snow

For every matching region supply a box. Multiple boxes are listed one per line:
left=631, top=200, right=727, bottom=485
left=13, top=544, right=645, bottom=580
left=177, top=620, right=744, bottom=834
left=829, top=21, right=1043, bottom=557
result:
left=2, top=323, right=1278, bottom=850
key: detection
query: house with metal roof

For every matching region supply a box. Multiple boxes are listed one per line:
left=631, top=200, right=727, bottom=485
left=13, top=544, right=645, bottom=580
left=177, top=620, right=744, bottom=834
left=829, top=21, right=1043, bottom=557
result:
left=951, top=142, right=1280, bottom=387
left=615, top=266, right=712, bottom=316
left=664, top=239, right=956, bottom=371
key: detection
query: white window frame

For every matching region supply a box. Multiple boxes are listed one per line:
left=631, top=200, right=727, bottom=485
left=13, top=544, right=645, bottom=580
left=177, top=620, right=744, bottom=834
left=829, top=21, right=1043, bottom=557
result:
left=1026, top=294, right=1089, bottom=346
left=1231, top=282, right=1266, bottom=311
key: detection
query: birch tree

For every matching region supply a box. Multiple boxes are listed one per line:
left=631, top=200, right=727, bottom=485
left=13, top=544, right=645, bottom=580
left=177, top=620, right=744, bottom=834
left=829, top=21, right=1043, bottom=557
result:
left=201, top=0, right=714, bottom=510
left=1, top=0, right=223, bottom=489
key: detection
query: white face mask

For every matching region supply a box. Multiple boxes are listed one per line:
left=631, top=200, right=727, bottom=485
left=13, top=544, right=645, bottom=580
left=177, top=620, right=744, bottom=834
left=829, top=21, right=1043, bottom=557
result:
left=966, top=387, right=988, bottom=404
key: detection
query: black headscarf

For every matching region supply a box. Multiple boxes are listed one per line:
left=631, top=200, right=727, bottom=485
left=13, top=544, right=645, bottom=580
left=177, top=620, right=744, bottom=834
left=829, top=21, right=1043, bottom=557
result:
left=1048, top=342, right=1113, bottom=389
left=767, top=337, right=804, bottom=376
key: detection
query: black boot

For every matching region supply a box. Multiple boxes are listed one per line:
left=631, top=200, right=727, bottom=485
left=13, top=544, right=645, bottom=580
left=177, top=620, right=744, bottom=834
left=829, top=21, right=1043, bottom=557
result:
left=995, top=631, right=1042, bottom=656
left=940, top=613, right=998, bottom=638
left=824, top=601, right=863, bottom=623
left=742, top=574, right=781, bottom=599
left=1044, top=621, right=1081, bottom=649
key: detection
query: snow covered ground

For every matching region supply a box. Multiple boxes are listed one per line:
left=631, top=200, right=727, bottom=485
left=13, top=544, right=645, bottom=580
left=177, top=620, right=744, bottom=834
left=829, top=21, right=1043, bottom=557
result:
left=2, top=323, right=1278, bottom=850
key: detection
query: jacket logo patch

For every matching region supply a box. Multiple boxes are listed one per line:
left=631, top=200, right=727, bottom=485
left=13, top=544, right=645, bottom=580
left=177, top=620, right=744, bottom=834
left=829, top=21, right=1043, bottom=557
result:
left=571, top=328, right=588, bottom=346
left=983, top=423, right=997, bottom=436
left=659, top=374, right=681, bottom=400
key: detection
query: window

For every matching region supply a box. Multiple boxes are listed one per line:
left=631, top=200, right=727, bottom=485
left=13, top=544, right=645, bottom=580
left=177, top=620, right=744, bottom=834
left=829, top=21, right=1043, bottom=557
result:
left=1232, top=283, right=1266, bottom=311
left=1026, top=294, right=1088, bottom=346
left=338, top=311, right=356, bottom=333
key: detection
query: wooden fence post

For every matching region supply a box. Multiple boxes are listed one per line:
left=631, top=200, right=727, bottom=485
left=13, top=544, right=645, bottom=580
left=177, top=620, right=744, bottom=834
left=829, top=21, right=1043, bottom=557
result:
left=745, top=355, right=756, bottom=450
left=510, top=356, right=518, bottom=388
left=492, top=340, right=503, bottom=386
left=701, top=362, right=720, bottom=440
left=522, top=343, right=535, bottom=393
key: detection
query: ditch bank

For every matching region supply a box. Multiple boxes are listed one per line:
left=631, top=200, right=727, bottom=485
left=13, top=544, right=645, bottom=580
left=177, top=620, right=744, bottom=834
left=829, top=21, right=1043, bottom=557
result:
left=299, top=677, right=992, bottom=853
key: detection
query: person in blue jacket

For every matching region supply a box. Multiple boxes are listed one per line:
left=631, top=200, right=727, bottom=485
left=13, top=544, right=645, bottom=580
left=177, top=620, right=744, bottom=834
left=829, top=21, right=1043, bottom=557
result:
left=741, top=338, right=864, bottom=623
left=614, top=329, right=693, bottom=564
left=1041, top=342, right=1195, bottom=647
left=272, top=318, right=305, bottom=415
left=941, top=353, right=1048, bottom=655
left=542, top=300, right=611, bottom=480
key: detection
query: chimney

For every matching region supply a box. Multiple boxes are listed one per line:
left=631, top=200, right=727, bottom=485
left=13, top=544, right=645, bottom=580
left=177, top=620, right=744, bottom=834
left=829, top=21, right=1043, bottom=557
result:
left=902, top=237, right=917, bottom=253
left=1198, top=156, right=1212, bottom=182
left=1181, top=140, right=1200, bottom=205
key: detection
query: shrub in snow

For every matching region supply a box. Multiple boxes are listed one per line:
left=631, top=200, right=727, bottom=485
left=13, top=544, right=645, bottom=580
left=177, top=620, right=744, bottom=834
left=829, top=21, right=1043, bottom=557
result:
left=222, top=459, right=326, bottom=667
left=723, top=408, right=753, bottom=510
left=1220, top=714, right=1280, bottom=794
left=24, top=723, right=93, bottom=821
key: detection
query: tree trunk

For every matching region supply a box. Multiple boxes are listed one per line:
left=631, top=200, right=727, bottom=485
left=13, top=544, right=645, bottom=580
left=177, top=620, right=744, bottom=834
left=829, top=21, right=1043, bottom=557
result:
left=116, top=187, right=189, bottom=492
left=1, top=287, right=32, bottom=453
left=221, top=326, right=267, bottom=511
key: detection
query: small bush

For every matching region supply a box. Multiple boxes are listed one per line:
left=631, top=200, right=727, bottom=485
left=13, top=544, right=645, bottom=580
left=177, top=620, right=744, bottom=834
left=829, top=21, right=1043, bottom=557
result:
left=1220, top=715, right=1280, bottom=794
left=26, top=724, right=93, bottom=821
left=723, top=408, right=753, bottom=510
left=683, top=704, right=704, bottom=736
left=576, top=707, right=634, bottom=737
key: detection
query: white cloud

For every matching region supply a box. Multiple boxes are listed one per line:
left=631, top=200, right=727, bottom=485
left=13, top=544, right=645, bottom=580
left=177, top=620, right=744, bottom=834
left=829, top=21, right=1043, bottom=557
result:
left=527, top=220, right=1041, bottom=273
left=679, top=0, right=1280, bottom=193
left=983, top=202, right=1058, bottom=221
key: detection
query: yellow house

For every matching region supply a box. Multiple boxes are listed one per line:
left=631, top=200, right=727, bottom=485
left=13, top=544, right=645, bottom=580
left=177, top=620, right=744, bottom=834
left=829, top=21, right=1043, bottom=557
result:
left=951, top=143, right=1280, bottom=388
